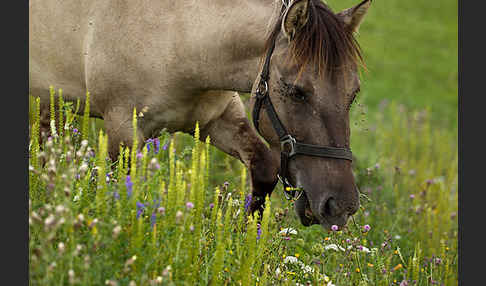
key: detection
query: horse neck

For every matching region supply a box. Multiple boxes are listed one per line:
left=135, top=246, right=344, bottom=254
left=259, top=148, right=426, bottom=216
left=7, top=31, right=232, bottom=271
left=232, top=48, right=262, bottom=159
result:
left=195, top=0, right=280, bottom=92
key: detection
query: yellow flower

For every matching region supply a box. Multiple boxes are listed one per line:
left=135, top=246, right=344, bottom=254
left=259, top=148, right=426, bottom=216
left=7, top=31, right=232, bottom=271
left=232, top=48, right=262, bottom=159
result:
left=325, top=237, right=330, bottom=241
left=287, top=271, right=296, bottom=276
left=324, top=276, right=330, bottom=283
left=356, top=268, right=360, bottom=273
left=368, top=263, right=374, bottom=267
left=394, top=250, right=398, bottom=255
left=295, top=253, right=300, bottom=258
left=393, top=264, right=403, bottom=271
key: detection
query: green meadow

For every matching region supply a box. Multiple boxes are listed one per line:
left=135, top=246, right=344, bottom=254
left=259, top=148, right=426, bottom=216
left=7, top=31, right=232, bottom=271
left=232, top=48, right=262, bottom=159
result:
left=29, top=0, right=458, bottom=285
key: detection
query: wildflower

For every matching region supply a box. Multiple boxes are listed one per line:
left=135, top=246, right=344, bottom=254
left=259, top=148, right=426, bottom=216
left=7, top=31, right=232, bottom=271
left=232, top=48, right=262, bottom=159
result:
left=244, top=194, right=252, bottom=212
left=146, top=138, right=154, bottom=152
left=324, top=237, right=330, bottom=241
left=257, top=223, right=262, bottom=240
left=126, top=176, right=133, bottom=198
left=73, top=128, right=79, bottom=135
left=279, top=228, right=298, bottom=235
left=136, top=152, right=143, bottom=159
left=434, top=257, right=442, bottom=265
left=209, top=203, right=214, bottom=209
left=355, top=268, right=360, bottom=273
left=150, top=212, right=157, bottom=227
left=362, top=224, right=371, bottom=232
left=162, top=265, right=172, bottom=276
left=331, top=225, right=339, bottom=231
left=399, top=280, right=409, bottom=286
left=393, top=264, right=403, bottom=271
left=409, top=194, right=415, bottom=199
left=175, top=211, right=183, bottom=222
left=68, top=269, right=75, bottom=283
left=189, top=225, right=195, bottom=232
left=358, top=245, right=371, bottom=253
left=157, top=207, right=165, bottom=215
left=44, top=214, right=56, bottom=228
left=283, top=256, right=299, bottom=264
left=154, top=138, right=160, bottom=153
left=186, top=202, right=194, bottom=210
left=162, top=143, right=168, bottom=151
left=324, top=244, right=345, bottom=252
left=113, top=225, right=122, bottom=238
left=368, top=263, right=374, bottom=267
left=58, top=242, right=65, bottom=254
left=136, top=202, right=145, bottom=219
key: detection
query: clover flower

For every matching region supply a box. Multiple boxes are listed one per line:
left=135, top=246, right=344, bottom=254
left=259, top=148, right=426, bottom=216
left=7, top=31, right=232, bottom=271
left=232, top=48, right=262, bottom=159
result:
left=186, top=202, right=194, bottom=210
left=331, top=224, right=339, bottom=231
left=363, top=224, right=371, bottom=232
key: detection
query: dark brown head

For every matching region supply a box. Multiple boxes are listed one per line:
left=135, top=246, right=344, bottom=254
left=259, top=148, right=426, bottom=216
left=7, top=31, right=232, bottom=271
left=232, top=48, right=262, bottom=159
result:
left=251, top=0, right=372, bottom=230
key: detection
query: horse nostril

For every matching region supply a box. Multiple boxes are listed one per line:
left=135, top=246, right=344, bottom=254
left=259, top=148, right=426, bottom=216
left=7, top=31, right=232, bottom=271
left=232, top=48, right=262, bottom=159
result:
left=322, top=197, right=340, bottom=217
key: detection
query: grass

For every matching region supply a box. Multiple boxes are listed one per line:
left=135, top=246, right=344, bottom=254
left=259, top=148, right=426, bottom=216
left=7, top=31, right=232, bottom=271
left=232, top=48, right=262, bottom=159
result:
left=28, top=1, right=457, bottom=285
left=29, top=90, right=457, bottom=285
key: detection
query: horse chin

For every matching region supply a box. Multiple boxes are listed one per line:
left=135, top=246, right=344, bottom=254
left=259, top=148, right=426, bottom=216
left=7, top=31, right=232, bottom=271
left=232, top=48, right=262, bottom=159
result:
left=294, top=192, right=320, bottom=227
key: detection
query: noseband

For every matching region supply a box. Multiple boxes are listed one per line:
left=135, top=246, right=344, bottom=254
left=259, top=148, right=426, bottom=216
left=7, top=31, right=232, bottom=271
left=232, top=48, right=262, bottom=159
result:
left=252, top=30, right=353, bottom=201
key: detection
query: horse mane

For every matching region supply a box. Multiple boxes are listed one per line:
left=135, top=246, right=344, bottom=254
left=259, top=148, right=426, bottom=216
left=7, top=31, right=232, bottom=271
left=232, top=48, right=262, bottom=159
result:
left=264, top=0, right=365, bottom=82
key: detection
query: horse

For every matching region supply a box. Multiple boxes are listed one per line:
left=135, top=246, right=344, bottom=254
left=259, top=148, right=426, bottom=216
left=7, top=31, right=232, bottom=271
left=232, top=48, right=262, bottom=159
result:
left=29, top=0, right=372, bottom=230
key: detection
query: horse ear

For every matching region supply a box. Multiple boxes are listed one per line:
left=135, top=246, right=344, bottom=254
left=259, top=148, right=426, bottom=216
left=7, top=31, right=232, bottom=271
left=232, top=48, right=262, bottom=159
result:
left=337, top=0, right=372, bottom=33
left=281, top=0, right=310, bottom=41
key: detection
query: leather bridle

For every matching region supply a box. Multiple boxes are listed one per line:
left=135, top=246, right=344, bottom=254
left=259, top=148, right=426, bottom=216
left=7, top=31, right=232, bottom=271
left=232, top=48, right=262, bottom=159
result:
left=252, top=18, right=354, bottom=201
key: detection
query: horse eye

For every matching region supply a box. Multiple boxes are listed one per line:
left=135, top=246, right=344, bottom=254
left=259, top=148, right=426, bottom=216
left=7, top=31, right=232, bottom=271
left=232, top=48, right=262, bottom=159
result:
left=288, top=85, right=308, bottom=101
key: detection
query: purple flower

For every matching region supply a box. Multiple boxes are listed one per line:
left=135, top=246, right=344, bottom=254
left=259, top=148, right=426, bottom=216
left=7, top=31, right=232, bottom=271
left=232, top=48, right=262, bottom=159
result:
left=209, top=203, right=214, bottom=209
left=157, top=207, right=165, bottom=215
left=257, top=223, right=262, bottom=240
left=162, top=143, right=168, bottom=151
left=154, top=138, right=160, bottom=154
left=399, top=280, right=409, bottom=286
left=244, top=194, right=252, bottom=212
left=126, top=176, right=133, bottom=198
left=410, top=194, right=415, bottom=199
left=73, top=128, right=79, bottom=135
left=363, top=224, right=371, bottom=232
left=146, top=138, right=153, bottom=152
left=150, top=212, right=156, bottom=227
left=113, top=191, right=120, bottom=200
left=331, top=225, right=339, bottom=231
left=186, top=202, right=194, bottom=210
left=136, top=202, right=145, bottom=219
left=137, top=152, right=143, bottom=159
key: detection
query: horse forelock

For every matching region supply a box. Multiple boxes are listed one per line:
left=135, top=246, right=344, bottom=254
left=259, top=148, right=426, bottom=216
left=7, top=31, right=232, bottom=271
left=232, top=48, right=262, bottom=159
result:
left=264, top=0, right=365, bottom=82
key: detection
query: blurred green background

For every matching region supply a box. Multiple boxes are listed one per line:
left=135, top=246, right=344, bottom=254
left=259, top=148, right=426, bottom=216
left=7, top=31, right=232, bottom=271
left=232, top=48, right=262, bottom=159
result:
left=334, top=0, right=458, bottom=129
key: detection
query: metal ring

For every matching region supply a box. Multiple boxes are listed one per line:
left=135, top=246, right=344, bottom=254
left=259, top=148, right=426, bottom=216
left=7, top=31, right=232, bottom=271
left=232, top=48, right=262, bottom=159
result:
left=256, top=80, right=268, bottom=96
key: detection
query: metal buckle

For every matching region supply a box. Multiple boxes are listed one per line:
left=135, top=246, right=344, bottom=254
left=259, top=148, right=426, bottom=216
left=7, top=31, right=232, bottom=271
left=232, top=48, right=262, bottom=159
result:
left=278, top=174, right=304, bottom=201
left=255, top=80, right=268, bottom=99
left=280, top=135, right=296, bottom=157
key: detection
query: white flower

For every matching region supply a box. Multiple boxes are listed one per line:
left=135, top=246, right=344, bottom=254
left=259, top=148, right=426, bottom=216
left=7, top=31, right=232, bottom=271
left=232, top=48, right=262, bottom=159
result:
left=358, top=246, right=371, bottom=253
left=275, top=267, right=281, bottom=277
left=283, top=256, right=299, bottom=264
left=279, top=228, right=298, bottom=235
left=301, top=264, right=314, bottom=274
left=324, top=244, right=345, bottom=252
